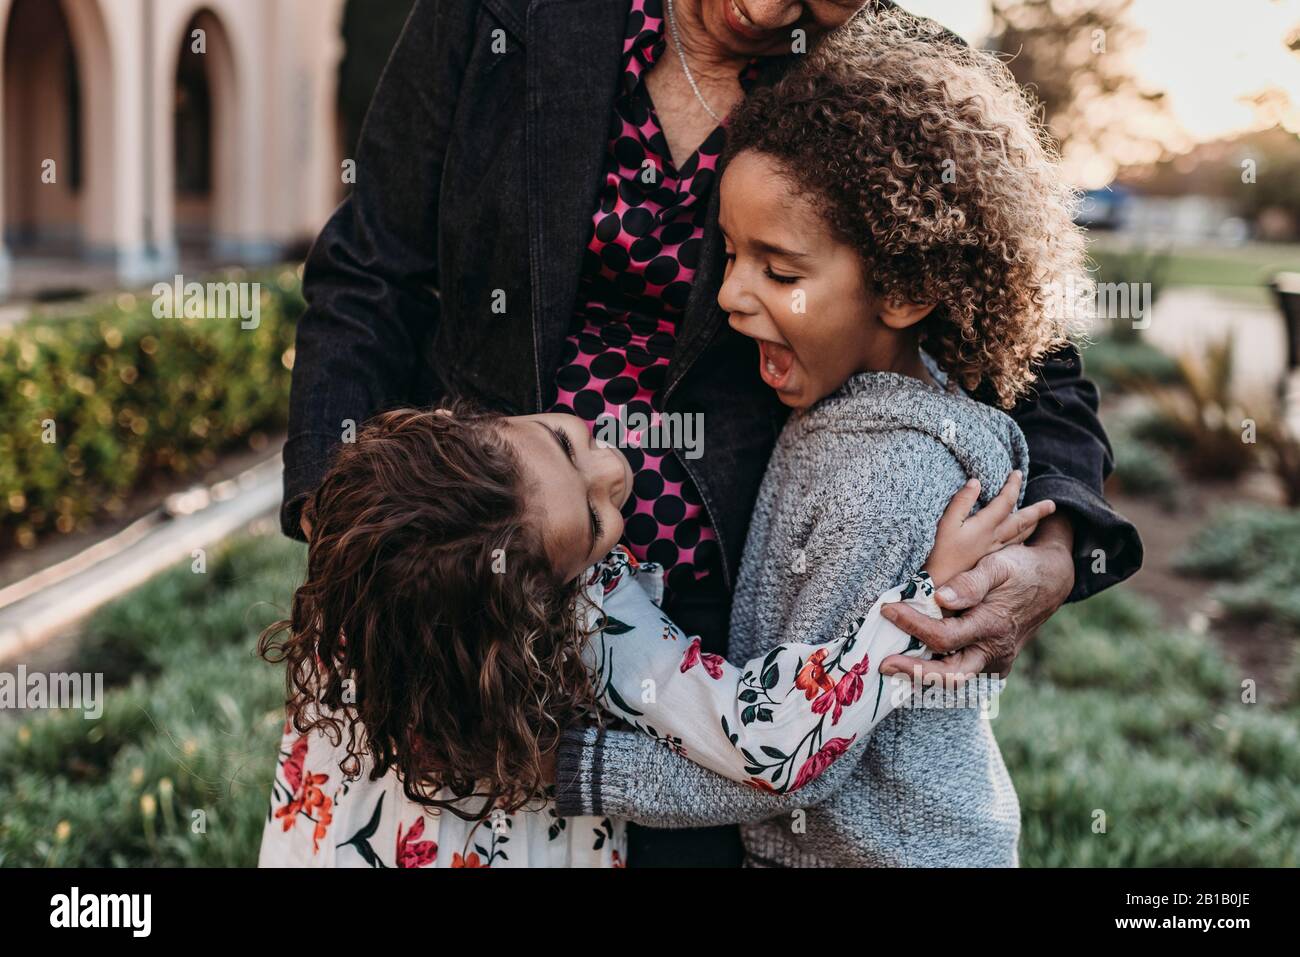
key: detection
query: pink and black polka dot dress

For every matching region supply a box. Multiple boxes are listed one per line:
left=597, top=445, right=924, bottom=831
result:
left=549, top=0, right=758, bottom=595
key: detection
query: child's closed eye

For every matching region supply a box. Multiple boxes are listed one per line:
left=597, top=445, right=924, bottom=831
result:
left=764, top=266, right=799, bottom=285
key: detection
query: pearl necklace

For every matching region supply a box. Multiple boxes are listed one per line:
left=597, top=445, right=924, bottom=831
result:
left=665, top=0, right=724, bottom=124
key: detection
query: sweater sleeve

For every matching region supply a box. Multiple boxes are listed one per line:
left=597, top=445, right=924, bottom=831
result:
left=995, top=344, right=1143, bottom=601
left=556, top=444, right=966, bottom=826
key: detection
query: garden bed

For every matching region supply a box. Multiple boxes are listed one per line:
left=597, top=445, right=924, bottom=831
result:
left=1, top=529, right=1296, bottom=867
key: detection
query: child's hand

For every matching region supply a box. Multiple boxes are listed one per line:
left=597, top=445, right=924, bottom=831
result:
left=923, top=471, right=1055, bottom=587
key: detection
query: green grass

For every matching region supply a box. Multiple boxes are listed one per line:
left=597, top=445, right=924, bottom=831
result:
left=2, top=530, right=1297, bottom=866
left=0, top=530, right=304, bottom=866
left=1175, top=505, right=1300, bottom=631
left=1001, top=587, right=1300, bottom=866
left=1090, top=236, right=1300, bottom=292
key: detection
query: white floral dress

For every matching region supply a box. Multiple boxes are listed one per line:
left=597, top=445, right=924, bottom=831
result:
left=257, top=725, right=623, bottom=867
left=256, top=556, right=633, bottom=869
left=258, top=547, right=939, bottom=867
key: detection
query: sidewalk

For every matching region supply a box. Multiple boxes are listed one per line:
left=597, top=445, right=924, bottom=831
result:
left=0, top=454, right=283, bottom=665
left=1145, top=286, right=1288, bottom=400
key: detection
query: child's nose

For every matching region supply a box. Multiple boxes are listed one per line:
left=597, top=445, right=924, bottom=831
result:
left=596, top=445, right=627, bottom=498
left=718, top=269, right=751, bottom=319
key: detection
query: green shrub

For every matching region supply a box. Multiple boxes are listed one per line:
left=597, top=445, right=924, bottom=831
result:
left=1106, top=420, right=1182, bottom=509
left=1080, top=333, right=1181, bottom=394
left=1000, top=588, right=1300, bottom=867
left=0, top=268, right=304, bottom=553
left=1175, top=504, right=1300, bottom=628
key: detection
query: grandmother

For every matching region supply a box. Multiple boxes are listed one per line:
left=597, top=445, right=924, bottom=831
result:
left=282, top=0, right=1142, bottom=866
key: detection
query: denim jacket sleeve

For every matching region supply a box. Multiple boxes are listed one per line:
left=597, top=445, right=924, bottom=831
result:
left=996, top=343, right=1143, bottom=602
left=280, top=0, right=479, bottom=538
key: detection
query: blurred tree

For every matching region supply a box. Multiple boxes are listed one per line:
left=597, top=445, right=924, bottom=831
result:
left=1108, top=10, right=1300, bottom=238
left=984, top=0, right=1174, bottom=180
left=1220, top=126, right=1300, bottom=239
left=337, top=0, right=417, bottom=159
left=1116, top=127, right=1300, bottom=239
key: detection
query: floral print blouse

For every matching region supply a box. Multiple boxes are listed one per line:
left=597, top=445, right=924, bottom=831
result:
left=583, top=547, right=941, bottom=795
left=257, top=549, right=937, bottom=867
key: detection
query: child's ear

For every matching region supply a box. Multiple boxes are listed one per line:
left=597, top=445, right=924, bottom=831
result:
left=879, top=298, right=937, bottom=330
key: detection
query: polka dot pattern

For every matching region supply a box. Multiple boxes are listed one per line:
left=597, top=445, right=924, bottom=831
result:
left=549, top=0, right=756, bottom=595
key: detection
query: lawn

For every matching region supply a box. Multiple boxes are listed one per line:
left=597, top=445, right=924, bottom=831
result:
left=1090, top=235, right=1300, bottom=288
left=0, top=529, right=303, bottom=866
left=1001, top=586, right=1299, bottom=866
left=1089, top=235, right=1300, bottom=307
left=2, top=528, right=1297, bottom=866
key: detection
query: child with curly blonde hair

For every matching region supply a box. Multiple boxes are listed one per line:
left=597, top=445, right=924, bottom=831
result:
left=552, top=8, right=1090, bottom=867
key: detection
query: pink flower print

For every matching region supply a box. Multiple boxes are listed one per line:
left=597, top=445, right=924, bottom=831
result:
left=811, top=688, right=842, bottom=726
left=837, top=659, right=871, bottom=708
left=812, top=659, right=871, bottom=726
left=396, top=817, right=439, bottom=869
left=680, top=637, right=724, bottom=679
left=281, top=734, right=309, bottom=793
left=791, top=735, right=857, bottom=791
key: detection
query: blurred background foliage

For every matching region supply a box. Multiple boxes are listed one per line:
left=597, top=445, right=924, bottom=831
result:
left=0, top=270, right=304, bottom=552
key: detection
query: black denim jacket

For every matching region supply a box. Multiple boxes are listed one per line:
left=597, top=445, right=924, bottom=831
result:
left=283, top=0, right=1142, bottom=607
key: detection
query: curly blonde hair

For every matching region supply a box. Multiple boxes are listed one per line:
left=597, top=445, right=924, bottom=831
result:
left=725, top=8, right=1091, bottom=406
left=259, top=404, right=596, bottom=821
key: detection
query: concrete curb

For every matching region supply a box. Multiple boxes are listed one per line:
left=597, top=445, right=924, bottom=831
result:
left=0, top=455, right=283, bottom=664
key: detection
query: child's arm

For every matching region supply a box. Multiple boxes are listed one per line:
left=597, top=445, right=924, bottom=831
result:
left=588, top=567, right=936, bottom=794
left=560, top=452, right=973, bottom=827
left=584, top=472, right=1053, bottom=795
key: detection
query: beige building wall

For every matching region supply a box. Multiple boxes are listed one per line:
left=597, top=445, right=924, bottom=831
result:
left=0, top=0, right=349, bottom=296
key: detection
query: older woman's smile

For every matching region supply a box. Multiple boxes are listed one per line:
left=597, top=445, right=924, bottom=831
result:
left=723, top=1, right=771, bottom=41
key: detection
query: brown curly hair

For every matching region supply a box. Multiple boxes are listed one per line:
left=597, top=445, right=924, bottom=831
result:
left=724, top=7, right=1090, bottom=406
left=259, top=404, right=595, bottom=820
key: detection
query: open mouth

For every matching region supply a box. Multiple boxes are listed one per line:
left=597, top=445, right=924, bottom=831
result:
left=757, top=338, right=796, bottom=391
left=723, top=0, right=771, bottom=42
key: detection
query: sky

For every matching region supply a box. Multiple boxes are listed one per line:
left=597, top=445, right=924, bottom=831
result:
left=896, top=0, right=1300, bottom=145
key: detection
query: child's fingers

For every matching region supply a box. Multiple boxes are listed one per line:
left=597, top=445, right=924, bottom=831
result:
left=939, top=479, right=981, bottom=529
left=994, top=499, right=1055, bottom=546
left=967, top=470, right=1022, bottom=531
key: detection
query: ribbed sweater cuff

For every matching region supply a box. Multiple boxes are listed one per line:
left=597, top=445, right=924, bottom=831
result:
left=553, top=724, right=604, bottom=817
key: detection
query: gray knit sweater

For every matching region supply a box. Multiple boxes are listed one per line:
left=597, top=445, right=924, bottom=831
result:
left=555, top=356, right=1029, bottom=866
